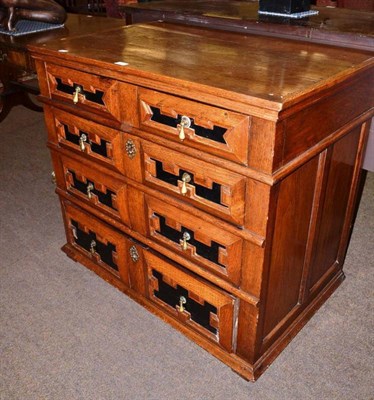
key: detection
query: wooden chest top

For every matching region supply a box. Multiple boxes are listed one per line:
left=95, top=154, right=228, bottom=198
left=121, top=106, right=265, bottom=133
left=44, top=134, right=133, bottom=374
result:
left=28, top=22, right=374, bottom=111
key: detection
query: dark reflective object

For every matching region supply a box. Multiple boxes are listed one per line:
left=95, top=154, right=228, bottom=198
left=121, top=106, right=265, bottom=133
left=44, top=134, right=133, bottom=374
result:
left=259, top=0, right=310, bottom=14
left=0, top=0, right=67, bottom=31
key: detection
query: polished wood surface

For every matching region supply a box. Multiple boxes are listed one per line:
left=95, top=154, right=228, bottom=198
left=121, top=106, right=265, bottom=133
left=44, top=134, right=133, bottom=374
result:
left=28, top=22, right=374, bottom=109
left=122, top=0, right=374, bottom=51
left=0, top=13, right=124, bottom=63
left=0, top=13, right=125, bottom=121
left=121, top=0, right=374, bottom=171
left=30, top=22, right=374, bottom=381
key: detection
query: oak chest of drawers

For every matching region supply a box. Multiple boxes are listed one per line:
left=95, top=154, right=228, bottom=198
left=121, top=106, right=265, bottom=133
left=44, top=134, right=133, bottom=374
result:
left=29, top=22, right=374, bottom=381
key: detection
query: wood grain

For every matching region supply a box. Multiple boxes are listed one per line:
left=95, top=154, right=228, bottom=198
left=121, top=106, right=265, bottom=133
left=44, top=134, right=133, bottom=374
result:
left=30, top=20, right=374, bottom=381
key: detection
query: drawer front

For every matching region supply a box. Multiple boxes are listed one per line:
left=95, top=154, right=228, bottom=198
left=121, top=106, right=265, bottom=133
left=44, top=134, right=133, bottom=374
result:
left=138, top=88, right=250, bottom=165
left=46, top=107, right=125, bottom=173
left=62, top=201, right=130, bottom=284
left=144, top=195, right=243, bottom=285
left=123, top=134, right=246, bottom=225
left=55, top=154, right=130, bottom=225
left=144, top=250, right=236, bottom=351
left=45, top=63, right=138, bottom=125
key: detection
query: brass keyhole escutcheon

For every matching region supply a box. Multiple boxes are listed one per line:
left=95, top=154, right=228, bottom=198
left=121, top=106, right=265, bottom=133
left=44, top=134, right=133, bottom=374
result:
left=125, top=139, right=137, bottom=159
left=129, top=245, right=139, bottom=263
left=177, top=296, right=187, bottom=312
left=178, top=115, right=191, bottom=141
left=180, top=172, right=191, bottom=196
left=86, top=182, right=94, bottom=199
left=79, top=133, right=87, bottom=151
left=73, top=86, right=82, bottom=104
left=180, top=231, right=191, bottom=251
left=90, top=240, right=96, bottom=254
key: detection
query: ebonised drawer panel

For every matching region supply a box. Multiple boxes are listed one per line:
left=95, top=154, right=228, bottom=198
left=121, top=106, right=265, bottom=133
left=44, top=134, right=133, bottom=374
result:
left=144, top=250, right=236, bottom=351
left=45, top=63, right=138, bottom=125
left=123, top=133, right=247, bottom=226
left=53, top=153, right=130, bottom=226
left=45, top=107, right=126, bottom=174
left=62, top=200, right=131, bottom=284
left=141, top=195, right=243, bottom=286
left=138, top=88, right=250, bottom=165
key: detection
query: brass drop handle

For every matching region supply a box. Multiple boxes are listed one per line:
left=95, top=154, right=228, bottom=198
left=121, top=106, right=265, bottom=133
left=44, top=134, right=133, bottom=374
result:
left=86, top=182, right=94, bottom=199
left=177, top=296, right=187, bottom=312
left=79, top=133, right=87, bottom=151
left=73, top=86, right=82, bottom=104
left=178, top=115, right=191, bottom=141
left=51, top=171, right=56, bottom=185
left=90, top=240, right=96, bottom=254
left=71, top=226, right=78, bottom=240
left=180, top=231, right=191, bottom=251
left=180, top=172, right=191, bottom=196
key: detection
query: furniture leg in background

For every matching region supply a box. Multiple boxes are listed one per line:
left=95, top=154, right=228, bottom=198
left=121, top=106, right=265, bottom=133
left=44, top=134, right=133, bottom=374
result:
left=0, top=48, right=42, bottom=123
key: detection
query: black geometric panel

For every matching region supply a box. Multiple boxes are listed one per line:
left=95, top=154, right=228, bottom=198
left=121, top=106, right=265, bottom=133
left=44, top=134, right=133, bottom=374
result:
left=63, top=124, right=108, bottom=157
left=68, top=170, right=116, bottom=209
left=152, top=269, right=218, bottom=335
left=154, top=214, right=225, bottom=268
left=153, top=159, right=226, bottom=207
left=149, top=106, right=227, bottom=144
left=71, top=220, right=118, bottom=271
left=56, top=78, right=105, bottom=105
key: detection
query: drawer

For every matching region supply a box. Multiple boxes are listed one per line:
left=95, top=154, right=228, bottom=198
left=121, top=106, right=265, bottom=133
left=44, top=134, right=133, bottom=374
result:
left=54, top=154, right=130, bottom=226
left=123, top=134, right=246, bottom=225
left=138, top=88, right=250, bottom=165
left=46, top=107, right=125, bottom=174
left=45, top=63, right=138, bottom=125
left=144, top=250, right=236, bottom=351
left=144, top=195, right=243, bottom=285
left=62, top=201, right=130, bottom=284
